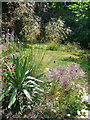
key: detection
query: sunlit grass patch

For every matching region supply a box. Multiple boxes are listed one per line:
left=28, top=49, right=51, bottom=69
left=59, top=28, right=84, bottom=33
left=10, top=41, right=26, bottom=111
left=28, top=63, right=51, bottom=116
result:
left=20, top=43, right=89, bottom=74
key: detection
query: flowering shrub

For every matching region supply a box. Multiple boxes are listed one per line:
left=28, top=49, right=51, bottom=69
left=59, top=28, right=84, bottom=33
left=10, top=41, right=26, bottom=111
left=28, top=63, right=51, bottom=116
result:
left=46, top=63, right=85, bottom=91
left=35, top=63, right=86, bottom=119
left=45, top=18, right=71, bottom=43
left=20, top=63, right=87, bottom=119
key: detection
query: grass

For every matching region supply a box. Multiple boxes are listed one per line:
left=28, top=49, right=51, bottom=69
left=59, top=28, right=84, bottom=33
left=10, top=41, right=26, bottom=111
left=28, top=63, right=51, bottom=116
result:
left=20, top=43, right=90, bottom=74
left=18, top=43, right=89, bottom=91
left=2, top=42, right=89, bottom=79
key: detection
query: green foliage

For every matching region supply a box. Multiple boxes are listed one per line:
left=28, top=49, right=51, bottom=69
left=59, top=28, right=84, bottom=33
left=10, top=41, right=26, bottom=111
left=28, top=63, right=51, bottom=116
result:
left=46, top=42, right=60, bottom=51
left=1, top=55, right=44, bottom=113
left=68, top=2, right=90, bottom=48
left=30, top=64, right=86, bottom=119
left=69, top=2, right=89, bottom=21
left=2, top=2, right=90, bottom=49
left=42, top=65, right=86, bottom=118
left=63, top=42, right=81, bottom=52
left=1, top=2, right=89, bottom=118
left=14, top=3, right=40, bottom=42
left=1, top=43, right=89, bottom=119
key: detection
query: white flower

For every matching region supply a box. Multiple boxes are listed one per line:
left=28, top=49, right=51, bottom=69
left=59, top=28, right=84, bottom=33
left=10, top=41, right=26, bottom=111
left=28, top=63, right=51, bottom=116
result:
left=79, top=116, right=86, bottom=118
left=79, top=89, right=83, bottom=93
left=46, top=68, right=50, bottom=71
left=88, top=94, right=90, bottom=104
left=18, top=41, right=20, bottom=43
left=51, top=109, right=56, bottom=113
left=67, top=114, right=70, bottom=117
left=82, top=92, right=88, bottom=102
left=82, top=88, right=86, bottom=92
left=77, top=110, right=81, bottom=115
left=46, top=102, right=51, bottom=106
left=76, top=84, right=81, bottom=89
left=81, top=109, right=88, bottom=117
left=46, top=103, right=49, bottom=106
left=81, top=109, right=88, bottom=113
left=56, top=97, right=58, bottom=100
left=71, top=81, right=75, bottom=85
left=77, top=109, right=88, bottom=118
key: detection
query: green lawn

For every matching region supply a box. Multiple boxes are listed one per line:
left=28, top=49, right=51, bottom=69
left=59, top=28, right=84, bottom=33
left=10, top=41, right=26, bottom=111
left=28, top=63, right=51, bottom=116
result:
left=21, top=43, right=90, bottom=74
left=22, top=43, right=89, bottom=90
left=3, top=43, right=89, bottom=81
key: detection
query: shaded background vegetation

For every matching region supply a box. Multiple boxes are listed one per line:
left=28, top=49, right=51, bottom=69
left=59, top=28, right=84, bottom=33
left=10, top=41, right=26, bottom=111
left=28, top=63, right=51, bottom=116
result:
left=2, top=2, right=90, bottom=48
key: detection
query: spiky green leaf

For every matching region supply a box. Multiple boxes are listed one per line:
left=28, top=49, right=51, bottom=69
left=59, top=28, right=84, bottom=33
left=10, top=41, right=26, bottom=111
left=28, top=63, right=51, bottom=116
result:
left=23, top=89, right=32, bottom=101
left=0, top=86, right=11, bottom=101
left=8, top=88, right=17, bottom=108
left=27, top=76, right=44, bottom=83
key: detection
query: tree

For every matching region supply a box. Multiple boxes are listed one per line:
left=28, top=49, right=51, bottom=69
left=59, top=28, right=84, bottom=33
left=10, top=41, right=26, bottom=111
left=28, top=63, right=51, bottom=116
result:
left=68, top=2, right=90, bottom=48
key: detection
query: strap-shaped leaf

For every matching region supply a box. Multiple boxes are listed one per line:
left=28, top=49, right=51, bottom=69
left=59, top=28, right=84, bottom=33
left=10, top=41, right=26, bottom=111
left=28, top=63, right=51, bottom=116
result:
left=23, top=89, right=32, bottom=101
left=12, top=55, right=16, bottom=64
left=25, top=69, right=32, bottom=76
left=8, top=88, right=17, bottom=108
left=23, top=57, right=27, bottom=73
left=15, top=57, right=19, bottom=79
left=0, top=94, right=5, bottom=101
left=33, top=87, right=44, bottom=92
left=0, top=86, right=11, bottom=101
left=26, top=80, right=37, bottom=86
left=5, top=64, right=14, bottom=79
left=36, top=73, right=44, bottom=79
left=5, top=63, right=18, bottom=85
left=27, top=76, right=44, bottom=83
left=4, top=69, right=18, bottom=87
left=23, top=84, right=34, bottom=88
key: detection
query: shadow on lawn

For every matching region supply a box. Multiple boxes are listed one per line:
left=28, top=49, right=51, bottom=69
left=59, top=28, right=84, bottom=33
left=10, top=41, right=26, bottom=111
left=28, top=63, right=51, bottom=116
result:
left=62, top=56, right=89, bottom=73
left=62, top=57, right=75, bottom=62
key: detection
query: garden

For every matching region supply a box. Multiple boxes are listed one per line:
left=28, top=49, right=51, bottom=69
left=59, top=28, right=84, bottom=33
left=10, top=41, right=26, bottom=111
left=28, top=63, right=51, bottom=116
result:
left=0, top=2, right=90, bottom=119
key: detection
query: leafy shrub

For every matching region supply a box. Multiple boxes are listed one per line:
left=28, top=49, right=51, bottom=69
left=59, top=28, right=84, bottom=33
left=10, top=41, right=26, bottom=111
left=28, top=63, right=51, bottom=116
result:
left=68, top=2, right=90, bottom=48
left=46, top=42, right=60, bottom=51
left=1, top=55, right=44, bottom=114
left=14, top=3, right=41, bottom=42
left=64, top=42, right=81, bottom=52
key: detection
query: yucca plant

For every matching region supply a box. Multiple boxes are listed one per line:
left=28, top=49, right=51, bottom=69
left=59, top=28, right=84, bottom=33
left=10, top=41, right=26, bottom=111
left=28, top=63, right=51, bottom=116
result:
left=0, top=55, right=44, bottom=113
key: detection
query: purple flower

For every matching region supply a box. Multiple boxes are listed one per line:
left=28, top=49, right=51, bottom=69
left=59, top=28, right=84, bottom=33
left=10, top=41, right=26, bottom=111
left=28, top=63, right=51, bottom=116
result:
left=46, top=63, right=85, bottom=90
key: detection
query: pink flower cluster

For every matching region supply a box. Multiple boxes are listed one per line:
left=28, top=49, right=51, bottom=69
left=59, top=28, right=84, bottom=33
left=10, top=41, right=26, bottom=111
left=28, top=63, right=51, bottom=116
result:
left=46, top=63, right=85, bottom=90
